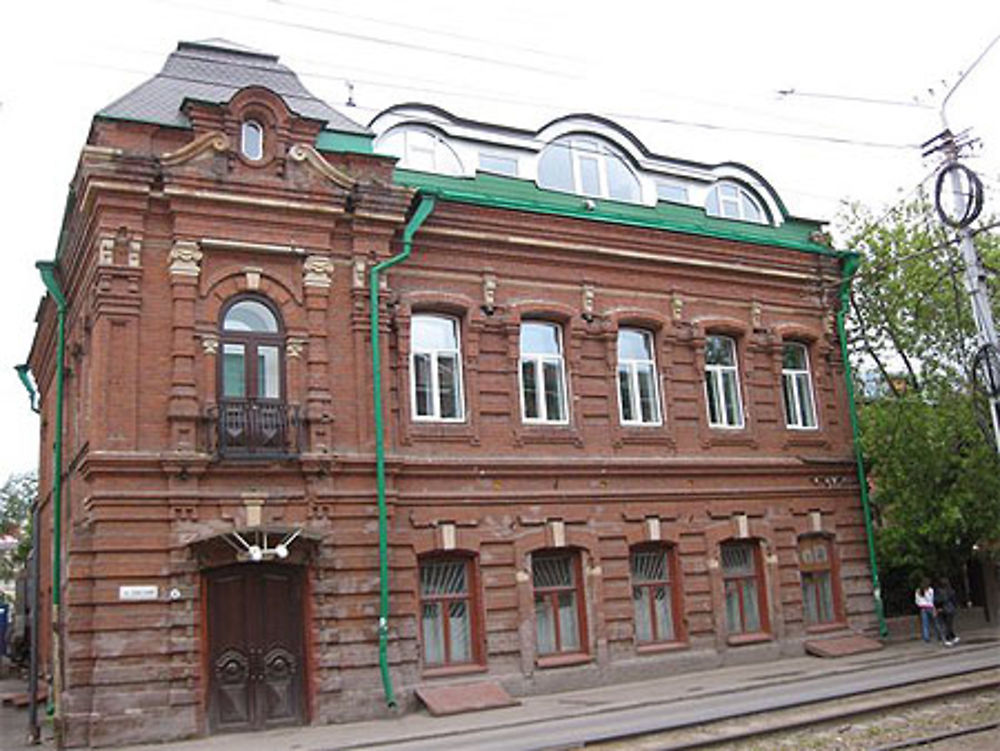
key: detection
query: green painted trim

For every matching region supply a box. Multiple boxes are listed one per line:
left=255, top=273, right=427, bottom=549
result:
left=369, top=194, right=437, bottom=708
left=315, top=130, right=374, bottom=155
left=393, top=170, right=839, bottom=257
left=837, top=253, right=887, bottom=638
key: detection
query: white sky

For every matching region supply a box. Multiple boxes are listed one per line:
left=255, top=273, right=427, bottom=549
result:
left=2, top=0, right=1000, bottom=481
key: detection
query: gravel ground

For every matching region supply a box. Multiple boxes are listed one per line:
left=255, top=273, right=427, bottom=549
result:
left=725, top=689, right=999, bottom=751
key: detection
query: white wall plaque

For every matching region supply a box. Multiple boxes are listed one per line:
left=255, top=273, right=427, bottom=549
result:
left=119, top=585, right=158, bottom=601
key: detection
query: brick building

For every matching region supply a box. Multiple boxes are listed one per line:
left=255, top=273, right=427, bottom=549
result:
left=26, top=40, right=880, bottom=747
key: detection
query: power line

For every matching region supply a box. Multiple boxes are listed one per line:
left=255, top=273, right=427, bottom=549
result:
left=265, top=0, right=584, bottom=65
left=150, top=0, right=580, bottom=79
left=73, top=58, right=921, bottom=156
left=776, top=88, right=935, bottom=110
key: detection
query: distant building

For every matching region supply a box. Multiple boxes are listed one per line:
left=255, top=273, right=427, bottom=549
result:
left=27, top=40, right=877, bottom=746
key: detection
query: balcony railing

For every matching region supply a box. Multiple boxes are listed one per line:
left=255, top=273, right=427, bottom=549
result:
left=212, top=399, right=303, bottom=459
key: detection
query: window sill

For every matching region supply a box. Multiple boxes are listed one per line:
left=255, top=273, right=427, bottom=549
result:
left=514, top=426, right=583, bottom=448
left=726, top=632, right=772, bottom=647
left=636, top=641, right=688, bottom=655
left=615, top=429, right=676, bottom=448
left=536, top=652, right=592, bottom=669
left=805, top=621, right=848, bottom=635
left=405, top=422, right=478, bottom=445
left=421, top=663, right=488, bottom=680
left=701, top=430, right=757, bottom=449
left=782, top=432, right=829, bottom=450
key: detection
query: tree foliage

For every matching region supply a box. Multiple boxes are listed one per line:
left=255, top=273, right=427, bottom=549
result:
left=838, top=195, right=1000, bottom=613
left=0, top=471, right=36, bottom=582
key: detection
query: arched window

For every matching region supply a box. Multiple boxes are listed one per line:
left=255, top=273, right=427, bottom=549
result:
left=799, top=535, right=840, bottom=627
left=218, top=297, right=287, bottom=456
left=411, top=314, right=465, bottom=421
left=519, top=321, right=568, bottom=424
left=618, top=328, right=662, bottom=426
left=705, top=182, right=766, bottom=224
left=782, top=342, right=817, bottom=429
left=720, top=540, right=768, bottom=636
left=537, top=137, right=640, bottom=202
left=704, top=335, right=744, bottom=428
left=376, top=127, right=463, bottom=175
left=630, top=545, right=681, bottom=644
left=532, top=549, right=586, bottom=657
left=418, top=554, right=483, bottom=668
left=241, top=120, right=264, bottom=161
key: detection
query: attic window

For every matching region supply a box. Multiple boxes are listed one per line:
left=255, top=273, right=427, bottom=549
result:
left=706, top=182, right=766, bottom=224
left=241, top=120, right=264, bottom=161
left=376, top=127, right=463, bottom=176
left=537, top=137, right=640, bottom=203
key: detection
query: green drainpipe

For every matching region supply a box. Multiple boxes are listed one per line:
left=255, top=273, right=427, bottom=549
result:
left=36, top=260, right=68, bottom=723
left=15, top=364, right=40, bottom=413
left=369, top=193, right=436, bottom=707
left=837, top=253, right=888, bottom=638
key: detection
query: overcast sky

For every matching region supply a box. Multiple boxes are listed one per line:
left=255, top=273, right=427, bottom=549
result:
left=2, top=0, right=1000, bottom=482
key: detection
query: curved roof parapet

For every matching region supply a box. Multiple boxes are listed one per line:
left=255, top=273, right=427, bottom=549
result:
left=97, top=40, right=369, bottom=135
left=369, top=104, right=798, bottom=225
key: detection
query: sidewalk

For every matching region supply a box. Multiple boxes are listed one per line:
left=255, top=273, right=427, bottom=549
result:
left=3, top=628, right=998, bottom=751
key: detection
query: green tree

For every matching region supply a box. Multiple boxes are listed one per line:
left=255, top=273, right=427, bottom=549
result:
left=838, top=194, right=1000, bottom=613
left=0, top=471, right=37, bottom=583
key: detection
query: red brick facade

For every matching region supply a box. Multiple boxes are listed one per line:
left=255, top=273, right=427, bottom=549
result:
left=27, top=43, right=876, bottom=747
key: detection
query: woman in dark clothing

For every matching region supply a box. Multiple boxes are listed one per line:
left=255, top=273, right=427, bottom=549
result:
left=935, top=577, right=960, bottom=645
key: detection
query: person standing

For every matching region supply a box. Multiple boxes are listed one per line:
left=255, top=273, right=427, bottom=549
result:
left=935, top=577, right=960, bottom=646
left=915, top=578, right=941, bottom=643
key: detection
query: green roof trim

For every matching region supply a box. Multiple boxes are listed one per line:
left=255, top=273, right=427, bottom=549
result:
left=394, top=170, right=837, bottom=256
left=315, top=131, right=374, bottom=154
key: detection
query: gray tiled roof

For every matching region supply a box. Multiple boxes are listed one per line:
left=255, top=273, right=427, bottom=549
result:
left=97, top=40, right=369, bottom=135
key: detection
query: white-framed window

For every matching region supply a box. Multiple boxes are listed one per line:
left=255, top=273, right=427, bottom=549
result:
left=519, top=322, right=568, bottom=424
left=537, top=137, right=640, bottom=202
left=376, top=127, right=463, bottom=175
left=478, top=152, right=518, bottom=176
left=411, top=314, right=464, bottom=421
left=656, top=180, right=689, bottom=204
left=241, top=120, right=264, bottom=161
left=782, top=342, right=817, bottom=429
left=617, top=328, right=662, bottom=426
left=706, top=182, right=766, bottom=224
left=704, top=335, right=744, bottom=428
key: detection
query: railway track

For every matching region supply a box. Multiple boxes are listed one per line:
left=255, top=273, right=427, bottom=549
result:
left=576, top=667, right=1000, bottom=750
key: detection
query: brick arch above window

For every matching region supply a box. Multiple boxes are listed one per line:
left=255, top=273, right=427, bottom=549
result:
left=507, top=299, right=578, bottom=325
left=691, top=315, right=750, bottom=340
left=202, top=268, right=306, bottom=332
left=400, top=291, right=475, bottom=319
left=772, top=322, right=822, bottom=343
left=605, top=307, right=670, bottom=334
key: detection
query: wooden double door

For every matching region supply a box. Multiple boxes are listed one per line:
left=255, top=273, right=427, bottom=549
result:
left=206, top=564, right=306, bottom=733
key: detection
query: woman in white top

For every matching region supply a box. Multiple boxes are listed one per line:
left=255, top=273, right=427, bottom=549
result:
left=914, top=578, right=942, bottom=643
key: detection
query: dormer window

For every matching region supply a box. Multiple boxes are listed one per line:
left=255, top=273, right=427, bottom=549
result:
left=706, top=182, right=766, bottom=224
left=241, top=120, right=264, bottom=161
left=376, top=127, right=463, bottom=175
left=537, top=137, right=640, bottom=203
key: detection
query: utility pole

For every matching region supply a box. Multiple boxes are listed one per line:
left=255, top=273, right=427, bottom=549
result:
left=924, top=32, right=1000, bottom=452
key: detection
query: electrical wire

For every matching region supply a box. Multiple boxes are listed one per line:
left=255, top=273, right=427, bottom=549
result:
left=265, top=0, right=585, bottom=64
left=149, top=0, right=580, bottom=79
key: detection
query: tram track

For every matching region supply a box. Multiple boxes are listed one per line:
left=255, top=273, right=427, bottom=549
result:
left=576, top=667, right=1000, bottom=750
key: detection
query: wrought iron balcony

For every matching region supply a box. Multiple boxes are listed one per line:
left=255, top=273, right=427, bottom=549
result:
left=212, top=399, right=303, bottom=459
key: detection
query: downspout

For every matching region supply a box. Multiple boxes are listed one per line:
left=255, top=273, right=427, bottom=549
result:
left=836, top=253, right=888, bottom=638
left=36, top=260, right=67, bottom=728
left=14, top=365, right=41, bottom=744
left=15, top=364, right=40, bottom=414
left=369, top=193, right=436, bottom=707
